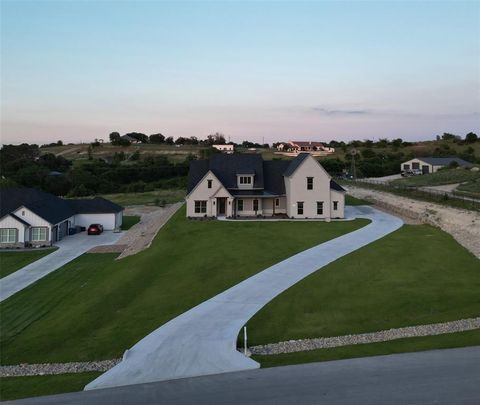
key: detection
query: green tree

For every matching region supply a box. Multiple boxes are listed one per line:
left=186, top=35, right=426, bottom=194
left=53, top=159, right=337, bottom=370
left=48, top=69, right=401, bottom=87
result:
left=465, top=132, right=478, bottom=143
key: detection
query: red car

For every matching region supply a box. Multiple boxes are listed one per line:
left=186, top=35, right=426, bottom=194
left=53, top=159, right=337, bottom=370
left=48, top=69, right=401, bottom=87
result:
left=87, top=224, right=104, bottom=235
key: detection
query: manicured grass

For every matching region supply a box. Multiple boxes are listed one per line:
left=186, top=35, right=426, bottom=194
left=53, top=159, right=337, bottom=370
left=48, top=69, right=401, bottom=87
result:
left=0, top=248, right=57, bottom=279
left=252, top=329, right=480, bottom=368
left=121, top=215, right=140, bottom=230
left=345, top=195, right=371, bottom=206
left=391, top=168, right=479, bottom=187
left=100, top=189, right=185, bottom=206
left=0, top=207, right=367, bottom=365
left=242, top=225, right=480, bottom=347
left=0, top=372, right=101, bottom=401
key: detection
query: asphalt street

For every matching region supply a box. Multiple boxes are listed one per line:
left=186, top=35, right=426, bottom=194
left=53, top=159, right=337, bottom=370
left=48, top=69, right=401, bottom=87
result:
left=8, top=346, right=480, bottom=404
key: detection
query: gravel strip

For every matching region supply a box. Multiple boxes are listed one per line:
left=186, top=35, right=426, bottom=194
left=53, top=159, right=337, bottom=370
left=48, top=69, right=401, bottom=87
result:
left=0, top=359, right=121, bottom=378
left=116, top=202, right=183, bottom=259
left=249, top=317, right=480, bottom=355
left=3, top=318, right=479, bottom=376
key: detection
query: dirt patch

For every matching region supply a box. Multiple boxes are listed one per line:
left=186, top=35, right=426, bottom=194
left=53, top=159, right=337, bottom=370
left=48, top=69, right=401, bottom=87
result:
left=347, top=186, right=480, bottom=258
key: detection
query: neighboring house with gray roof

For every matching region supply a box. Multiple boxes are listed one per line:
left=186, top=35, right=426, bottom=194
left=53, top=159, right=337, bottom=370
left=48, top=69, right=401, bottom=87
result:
left=0, top=188, right=123, bottom=248
left=186, top=153, right=345, bottom=219
left=401, top=157, right=472, bottom=174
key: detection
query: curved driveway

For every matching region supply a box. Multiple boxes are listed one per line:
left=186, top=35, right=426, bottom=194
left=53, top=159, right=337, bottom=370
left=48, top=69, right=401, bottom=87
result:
left=86, top=206, right=403, bottom=390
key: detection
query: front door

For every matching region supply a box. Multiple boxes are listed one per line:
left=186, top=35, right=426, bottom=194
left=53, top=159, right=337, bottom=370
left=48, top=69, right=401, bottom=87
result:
left=422, top=165, right=429, bottom=174
left=217, top=198, right=226, bottom=216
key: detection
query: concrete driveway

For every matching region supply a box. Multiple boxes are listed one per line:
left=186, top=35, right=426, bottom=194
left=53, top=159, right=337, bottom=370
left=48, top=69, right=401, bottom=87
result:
left=0, top=231, right=123, bottom=302
left=13, top=347, right=480, bottom=404
left=86, top=206, right=403, bottom=390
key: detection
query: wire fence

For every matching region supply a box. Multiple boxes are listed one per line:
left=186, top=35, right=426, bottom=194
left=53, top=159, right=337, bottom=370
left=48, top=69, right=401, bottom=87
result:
left=340, top=178, right=480, bottom=212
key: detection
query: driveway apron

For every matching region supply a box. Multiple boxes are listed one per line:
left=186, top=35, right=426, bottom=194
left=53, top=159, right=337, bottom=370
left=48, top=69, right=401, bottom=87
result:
left=85, top=206, right=403, bottom=390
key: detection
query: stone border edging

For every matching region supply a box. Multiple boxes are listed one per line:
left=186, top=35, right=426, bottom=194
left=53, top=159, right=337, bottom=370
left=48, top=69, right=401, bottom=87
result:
left=0, top=359, right=121, bottom=378
left=3, top=317, right=479, bottom=377
left=249, top=317, right=480, bottom=355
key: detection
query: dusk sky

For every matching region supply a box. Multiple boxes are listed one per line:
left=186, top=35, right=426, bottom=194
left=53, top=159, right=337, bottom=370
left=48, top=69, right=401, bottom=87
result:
left=1, top=0, right=479, bottom=145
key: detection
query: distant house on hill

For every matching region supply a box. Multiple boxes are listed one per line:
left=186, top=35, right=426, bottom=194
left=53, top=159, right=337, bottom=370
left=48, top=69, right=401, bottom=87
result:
left=276, top=141, right=335, bottom=154
left=186, top=153, right=345, bottom=219
left=0, top=188, right=123, bottom=248
left=401, top=157, right=472, bottom=174
left=212, top=144, right=234, bottom=153
left=121, top=135, right=141, bottom=144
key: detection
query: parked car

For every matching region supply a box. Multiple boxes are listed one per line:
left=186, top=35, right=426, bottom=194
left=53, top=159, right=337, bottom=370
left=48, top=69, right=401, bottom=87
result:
left=401, top=169, right=423, bottom=177
left=87, top=224, right=104, bottom=235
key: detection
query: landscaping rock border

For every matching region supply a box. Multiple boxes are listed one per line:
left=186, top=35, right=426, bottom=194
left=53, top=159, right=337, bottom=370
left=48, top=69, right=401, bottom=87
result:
left=0, top=359, right=121, bottom=378
left=3, top=317, right=479, bottom=377
left=249, top=317, right=480, bottom=355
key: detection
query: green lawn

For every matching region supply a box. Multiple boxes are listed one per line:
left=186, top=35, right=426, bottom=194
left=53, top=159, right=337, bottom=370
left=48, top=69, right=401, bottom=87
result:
left=391, top=168, right=479, bottom=187
left=0, top=372, right=102, bottom=401
left=345, top=195, right=371, bottom=206
left=0, top=248, right=57, bottom=279
left=121, top=215, right=140, bottom=230
left=0, top=207, right=367, bottom=365
left=241, top=225, right=480, bottom=347
left=100, top=189, right=185, bottom=206
left=253, top=329, right=480, bottom=368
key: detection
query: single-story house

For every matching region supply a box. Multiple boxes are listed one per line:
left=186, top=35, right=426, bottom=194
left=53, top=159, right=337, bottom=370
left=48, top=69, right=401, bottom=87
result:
left=212, top=144, right=234, bottom=153
left=121, top=134, right=141, bottom=144
left=0, top=188, right=123, bottom=248
left=288, top=141, right=335, bottom=153
left=186, top=153, right=345, bottom=219
left=401, top=157, right=472, bottom=174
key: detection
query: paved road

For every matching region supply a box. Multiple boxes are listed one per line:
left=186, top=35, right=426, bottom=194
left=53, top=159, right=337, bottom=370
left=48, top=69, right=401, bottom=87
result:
left=10, top=347, right=480, bottom=404
left=86, top=206, right=403, bottom=390
left=0, top=231, right=123, bottom=302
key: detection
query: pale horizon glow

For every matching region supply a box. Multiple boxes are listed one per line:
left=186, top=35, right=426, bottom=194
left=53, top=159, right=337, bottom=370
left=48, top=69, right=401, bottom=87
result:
left=1, top=0, right=479, bottom=145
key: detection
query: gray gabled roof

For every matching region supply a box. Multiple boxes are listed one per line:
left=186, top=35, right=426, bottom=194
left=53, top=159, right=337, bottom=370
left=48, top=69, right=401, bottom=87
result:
left=1, top=188, right=75, bottom=224
left=68, top=197, right=123, bottom=214
left=283, top=153, right=310, bottom=177
left=416, top=157, right=472, bottom=166
left=0, top=188, right=123, bottom=225
left=187, top=153, right=340, bottom=196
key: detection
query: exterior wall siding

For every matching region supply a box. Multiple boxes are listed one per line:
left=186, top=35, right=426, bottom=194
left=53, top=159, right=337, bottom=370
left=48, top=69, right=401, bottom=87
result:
left=285, top=155, right=335, bottom=219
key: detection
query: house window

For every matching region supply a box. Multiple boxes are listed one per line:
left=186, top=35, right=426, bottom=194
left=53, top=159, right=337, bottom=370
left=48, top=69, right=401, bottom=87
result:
left=297, top=202, right=304, bottom=215
left=307, top=177, right=313, bottom=190
left=317, top=201, right=324, bottom=215
left=31, top=227, right=47, bottom=241
left=412, top=162, right=420, bottom=170
left=194, top=200, right=207, bottom=214
left=0, top=228, right=17, bottom=243
left=253, top=199, right=259, bottom=212
left=237, top=199, right=244, bottom=211
left=275, top=198, right=279, bottom=207
left=333, top=201, right=338, bottom=211
left=207, top=179, right=212, bottom=189
left=239, top=176, right=252, bottom=185
left=21, top=210, right=25, bottom=216
left=403, top=164, right=410, bottom=170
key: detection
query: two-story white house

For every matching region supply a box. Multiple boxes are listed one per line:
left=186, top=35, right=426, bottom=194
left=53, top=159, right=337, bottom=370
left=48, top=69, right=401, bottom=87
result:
left=186, top=153, right=345, bottom=219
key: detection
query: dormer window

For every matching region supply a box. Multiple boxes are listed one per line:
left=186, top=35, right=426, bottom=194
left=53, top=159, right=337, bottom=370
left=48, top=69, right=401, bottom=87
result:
left=239, top=176, right=252, bottom=185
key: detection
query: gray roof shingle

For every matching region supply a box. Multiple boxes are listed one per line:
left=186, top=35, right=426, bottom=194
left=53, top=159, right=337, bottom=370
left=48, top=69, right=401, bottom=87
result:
left=187, top=153, right=340, bottom=196
left=416, top=157, right=472, bottom=166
